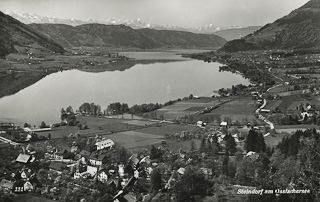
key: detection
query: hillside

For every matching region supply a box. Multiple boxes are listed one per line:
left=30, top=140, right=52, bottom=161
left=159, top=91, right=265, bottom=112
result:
left=219, top=0, right=320, bottom=52
left=213, top=26, right=261, bottom=41
left=0, top=11, right=65, bottom=57
left=28, top=23, right=227, bottom=49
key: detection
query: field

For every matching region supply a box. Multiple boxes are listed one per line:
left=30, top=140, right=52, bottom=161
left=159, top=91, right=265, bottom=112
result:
left=44, top=116, right=158, bottom=139
left=265, top=94, right=320, bottom=113
left=265, top=125, right=320, bottom=146
left=104, top=131, right=164, bottom=150
left=102, top=123, right=200, bottom=152
left=264, top=133, right=290, bottom=147
left=209, top=96, right=260, bottom=124
left=153, top=96, right=260, bottom=125
left=134, top=123, right=198, bottom=136
left=154, top=97, right=227, bottom=120
left=264, top=100, right=282, bottom=111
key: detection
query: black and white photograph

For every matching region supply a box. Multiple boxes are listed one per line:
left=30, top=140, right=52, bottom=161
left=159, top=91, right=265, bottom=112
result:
left=0, top=0, right=319, bottom=201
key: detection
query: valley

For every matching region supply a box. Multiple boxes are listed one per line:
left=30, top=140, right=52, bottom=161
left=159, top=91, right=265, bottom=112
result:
left=0, top=1, right=320, bottom=202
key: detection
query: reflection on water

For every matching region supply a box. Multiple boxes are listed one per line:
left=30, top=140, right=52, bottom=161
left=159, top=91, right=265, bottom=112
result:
left=0, top=52, right=249, bottom=126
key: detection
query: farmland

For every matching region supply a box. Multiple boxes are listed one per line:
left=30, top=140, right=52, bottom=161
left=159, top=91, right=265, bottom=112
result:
left=153, top=96, right=260, bottom=125
left=10, top=115, right=201, bottom=152
left=37, top=116, right=158, bottom=140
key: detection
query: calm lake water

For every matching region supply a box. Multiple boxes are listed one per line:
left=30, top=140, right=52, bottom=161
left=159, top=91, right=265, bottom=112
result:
left=0, top=51, right=249, bottom=126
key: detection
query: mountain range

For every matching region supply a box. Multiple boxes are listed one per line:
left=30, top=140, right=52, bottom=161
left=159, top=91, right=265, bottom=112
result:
left=28, top=23, right=227, bottom=49
left=3, top=10, right=260, bottom=38
left=0, top=10, right=227, bottom=57
left=219, top=0, right=320, bottom=52
left=0, top=11, right=65, bottom=57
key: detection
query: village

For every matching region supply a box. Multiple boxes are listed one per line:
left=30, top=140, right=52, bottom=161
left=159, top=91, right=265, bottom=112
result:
left=1, top=46, right=320, bottom=202
left=0, top=90, right=318, bottom=202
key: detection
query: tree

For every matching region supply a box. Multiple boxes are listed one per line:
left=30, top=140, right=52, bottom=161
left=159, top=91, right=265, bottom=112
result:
left=190, top=140, right=197, bottom=152
left=40, top=121, right=47, bottom=128
left=77, top=123, right=83, bottom=130
left=297, top=134, right=320, bottom=201
left=13, top=131, right=20, bottom=140
left=173, top=167, right=213, bottom=202
left=245, top=129, right=266, bottom=153
left=199, top=138, right=206, bottom=153
left=66, top=106, right=74, bottom=114
left=221, top=155, right=229, bottom=176
left=225, top=133, right=237, bottom=155
left=150, top=168, right=162, bottom=193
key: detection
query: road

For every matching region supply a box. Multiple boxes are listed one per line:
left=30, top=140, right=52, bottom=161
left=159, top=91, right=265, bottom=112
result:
left=0, top=135, right=20, bottom=146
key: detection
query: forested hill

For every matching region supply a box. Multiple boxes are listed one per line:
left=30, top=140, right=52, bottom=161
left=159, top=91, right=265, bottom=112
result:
left=219, top=0, right=320, bottom=52
left=28, top=23, right=227, bottom=49
left=0, top=11, right=65, bottom=57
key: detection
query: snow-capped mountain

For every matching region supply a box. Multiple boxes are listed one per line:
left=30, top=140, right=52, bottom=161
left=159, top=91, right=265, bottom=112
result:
left=4, top=10, right=85, bottom=26
left=3, top=10, right=243, bottom=34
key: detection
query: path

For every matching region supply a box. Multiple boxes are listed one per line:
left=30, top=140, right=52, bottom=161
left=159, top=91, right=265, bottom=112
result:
left=0, top=136, right=20, bottom=146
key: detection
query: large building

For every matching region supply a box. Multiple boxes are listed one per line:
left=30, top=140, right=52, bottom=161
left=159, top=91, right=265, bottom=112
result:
left=95, top=139, right=115, bottom=151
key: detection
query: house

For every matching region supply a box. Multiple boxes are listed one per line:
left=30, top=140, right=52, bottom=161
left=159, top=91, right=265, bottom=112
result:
left=246, top=151, right=259, bottom=161
left=23, top=181, right=33, bottom=192
left=197, top=121, right=206, bottom=127
left=16, top=153, right=31, bottom=164
left=89, top=154, right=106, bottom=166
left=54, top=150, right=64, bottom=160
left=220, top=121, right=228, bottom=127
left=70, top=145, right=79, bottom=153
left=95, top=139, right=114, bottom=151
left=0, top=179, right=14, bottom=194
left=74, top=165, right=97, bottom=179
left=118, top=164, right=125, bottom=177
left=97, top=169, right=109, bottom=183
left=21, top=168, right=33, bottom=179
left=177, top=167, right=186, bottom=175
left=133, top=170, right=139, bottom=178
left=307, top=109, right=316, bottom=117
left=128, top=156, right=140, bottom=169
left=0, top=122, right=15, bottom=131
left=86, top=165, right=98, bottom=177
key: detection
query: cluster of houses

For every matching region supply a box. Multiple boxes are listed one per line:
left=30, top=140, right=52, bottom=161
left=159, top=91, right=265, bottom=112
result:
left=0, top=137, right=160, bottom=201
left=0, top=144, right=38, bottom=194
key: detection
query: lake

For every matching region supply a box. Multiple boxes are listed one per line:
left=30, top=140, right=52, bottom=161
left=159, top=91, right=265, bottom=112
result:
left=0, top=51, right=249, bottom=126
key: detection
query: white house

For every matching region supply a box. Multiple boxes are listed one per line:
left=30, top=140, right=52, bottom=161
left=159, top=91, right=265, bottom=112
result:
left=95, top=139, right=114, bottom=151
left=97, top=169, right=108, bottom=183
left=220, top=121, right=228, bottom=127
left=89, top=154, right=105, bottom=166
left=246, top=151, right=259, bottom=161
left=118, top=164, right=125, bottom=177
left=86, top=165, right=98, bottom=177
left=20, top=169, right=32, bottom=179
left=74, top=165, right=98, bottom=179
left=197, top=121, right=206, bottom=127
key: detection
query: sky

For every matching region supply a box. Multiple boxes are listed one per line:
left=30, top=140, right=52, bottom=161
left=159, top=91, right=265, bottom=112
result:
left=0, top=0, right=310, bottom=28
